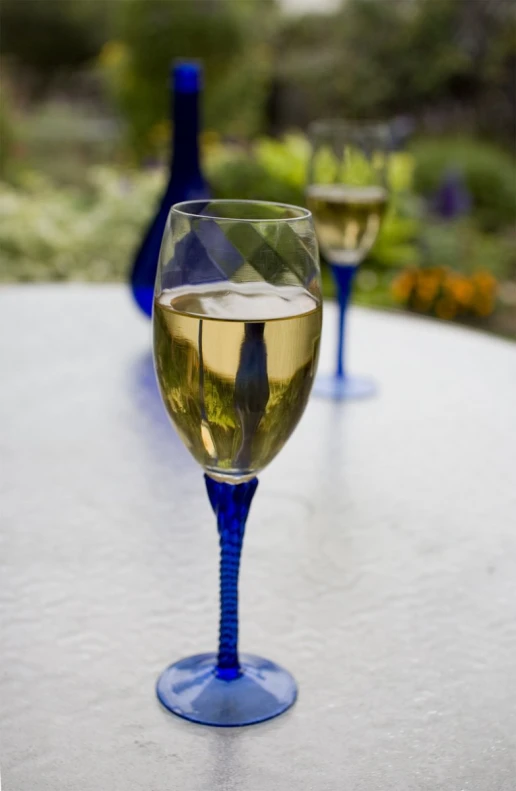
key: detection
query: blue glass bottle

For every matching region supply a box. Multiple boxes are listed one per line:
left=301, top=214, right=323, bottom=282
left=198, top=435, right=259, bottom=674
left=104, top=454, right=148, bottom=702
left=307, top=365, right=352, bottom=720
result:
left=130, top=61, right=210, bottom=317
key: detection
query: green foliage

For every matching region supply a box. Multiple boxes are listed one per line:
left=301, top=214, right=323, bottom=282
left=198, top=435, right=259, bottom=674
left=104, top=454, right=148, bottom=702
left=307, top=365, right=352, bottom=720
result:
left=420, top=220, right=515, bottom=281
left=0, top=132, right=421, bottom=295
left=205, top=134, right=308, bottom=205
left=206, top=135, right=422, bottom=301
left=404, top=0, right=473, bottom=102
left=276, top=0, right=514, bottom=147
left=0, top=167, right=162, bottom=282
left=254, top=134, right=310, bottom=193
left=371, top=213, right=421, bottom=270
left=10, top=102, right=122, bottom=187
left=0, top=132, right=513, bottom=330
left=368, top=152, right=422, bottom=270
left=0, top=87, right=15, bottom=180
left=0, top=0, right=111, bottom=87
left=100, top=0, right=274, bottom=159
left=2, top=0, right=515, bottom=159
left=207, top=150, right=303, bottom=206
left=412, top=137, right=516, bottom=230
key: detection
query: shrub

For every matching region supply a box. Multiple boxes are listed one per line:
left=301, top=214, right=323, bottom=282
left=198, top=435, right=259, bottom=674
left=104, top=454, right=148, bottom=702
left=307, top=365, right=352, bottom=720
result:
left=0, top=87, right=15, bottom=180
left=419, top=219, right=515, bottom=281
left=412, top=137, right=516, bottom=231
left=0, top=167, right=163, bottom=282
left=99, top=0, right=274, bottom=160
left=205, top=145, right=303, bottom=206
left=0, top=0, right=111, bottom=92
left=391, top=266, right=498, bottom=320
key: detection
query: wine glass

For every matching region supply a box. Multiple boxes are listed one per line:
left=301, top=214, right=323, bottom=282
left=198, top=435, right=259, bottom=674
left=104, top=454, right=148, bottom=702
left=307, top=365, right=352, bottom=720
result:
left=153, top=199, right=322, bottom=726
left=306, top=120, right=390, bottom=400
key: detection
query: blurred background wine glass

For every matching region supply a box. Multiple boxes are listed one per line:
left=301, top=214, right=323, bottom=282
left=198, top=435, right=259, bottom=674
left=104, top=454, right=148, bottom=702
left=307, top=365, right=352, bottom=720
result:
left=307, top=120, right=390, bottom=399
left=0, top=0, right=515, bottom=338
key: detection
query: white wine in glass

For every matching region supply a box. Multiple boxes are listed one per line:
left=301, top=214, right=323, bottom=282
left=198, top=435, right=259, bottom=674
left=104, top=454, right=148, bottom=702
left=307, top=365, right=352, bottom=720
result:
left=306, top=184, right=388, bottom=266
left=154, top=281, right=321, bottom=482
left=153, top=199, right=322, bottom=727
left=307, top=120, right=391, bottom=400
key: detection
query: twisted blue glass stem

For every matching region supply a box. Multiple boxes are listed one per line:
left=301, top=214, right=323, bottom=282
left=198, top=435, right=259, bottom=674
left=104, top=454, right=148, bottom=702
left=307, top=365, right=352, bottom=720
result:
left=331, top=264, right=357, bottom=380
left=204, top=475, right=259, bottom=680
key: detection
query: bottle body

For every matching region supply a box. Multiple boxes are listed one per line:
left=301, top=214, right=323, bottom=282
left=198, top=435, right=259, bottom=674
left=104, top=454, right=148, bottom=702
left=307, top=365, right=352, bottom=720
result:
left=130, top=62, right=210, bottom=317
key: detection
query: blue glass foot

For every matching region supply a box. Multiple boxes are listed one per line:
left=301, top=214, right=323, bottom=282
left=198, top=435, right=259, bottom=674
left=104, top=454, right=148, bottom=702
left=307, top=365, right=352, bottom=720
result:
left=313, top=373, right=377, bottom=401
left=156, top=652, right=297, bottom=727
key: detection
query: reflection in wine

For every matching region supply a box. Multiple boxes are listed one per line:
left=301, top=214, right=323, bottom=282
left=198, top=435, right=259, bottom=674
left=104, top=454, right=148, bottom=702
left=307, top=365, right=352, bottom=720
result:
left=154, top=281, right=322, bottom=483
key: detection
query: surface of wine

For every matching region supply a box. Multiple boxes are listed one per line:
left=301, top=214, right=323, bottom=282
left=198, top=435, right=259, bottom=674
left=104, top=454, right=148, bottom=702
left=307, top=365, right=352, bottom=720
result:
left=306, top=184, right=388, bottom=266
left=154, top=282, right=322, bottom=482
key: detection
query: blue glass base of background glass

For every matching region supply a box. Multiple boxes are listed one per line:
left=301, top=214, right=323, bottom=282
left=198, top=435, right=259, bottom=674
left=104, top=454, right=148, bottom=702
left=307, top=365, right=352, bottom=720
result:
left=318, top=264, right=378, bottom=401
left=313, top=373, right=377, bottom=400
left=156, top=652, right=297, bottom=727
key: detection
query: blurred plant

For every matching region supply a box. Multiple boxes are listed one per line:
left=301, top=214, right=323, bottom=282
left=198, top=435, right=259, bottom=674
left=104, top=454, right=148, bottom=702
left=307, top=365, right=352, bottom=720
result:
left=369, top=213, right=421, bottom=271
left=368, top=151, right=422, bottom=270
left=99, top=0, right=275, bottom=160
left=204, top=133, right=308, bottom=205
left=390, top=214, right=515, bottom=321
left=432, top=168, right=471, bottom=219
left=0, top=85, right=15, bottom=180
left=419, top=219, right=515, bottom=281
left=205, top=135, right=422, bottom=288
left=275, top=0, right=515, bottom=147
left=0, top=167, right=163, bottom=282
left=254, top=133, right=310, bottom=193
left=397, top=151, right=515, bottom=323
left=391, top=266, right=498, bottom=320
left=0, top=0, right=112, bottom=96
left=412, top=137, right=516, bottom=231
left=1, top=130, right=513, bottom=336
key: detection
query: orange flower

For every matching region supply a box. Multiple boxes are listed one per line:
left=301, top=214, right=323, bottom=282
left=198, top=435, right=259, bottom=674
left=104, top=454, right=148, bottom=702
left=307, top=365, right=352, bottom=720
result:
left=472, top=294, right=495, bottom=317
left=416, top=271, right=440, bottom=302
left=435, top=297, right=458, bottom=320
left=392, top=266, right=497, bottom=320
left=472, top=271, right=497, bottom=294
left=444, top=274, right=474, bottom=306
left=471, top=271, right=497, bottom=316
left=412, top=295, right=433, bottom=313
left=391, top=270, right=416, bottom=302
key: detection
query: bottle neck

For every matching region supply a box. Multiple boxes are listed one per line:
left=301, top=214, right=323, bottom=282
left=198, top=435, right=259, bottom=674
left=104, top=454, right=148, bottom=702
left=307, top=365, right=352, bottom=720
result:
left=170, top=90, right=201, bottom=180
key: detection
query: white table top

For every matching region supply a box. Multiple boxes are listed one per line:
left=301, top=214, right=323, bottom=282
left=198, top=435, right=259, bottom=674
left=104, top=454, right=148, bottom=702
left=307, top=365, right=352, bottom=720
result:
left=1, top=284, right=516, bottom=790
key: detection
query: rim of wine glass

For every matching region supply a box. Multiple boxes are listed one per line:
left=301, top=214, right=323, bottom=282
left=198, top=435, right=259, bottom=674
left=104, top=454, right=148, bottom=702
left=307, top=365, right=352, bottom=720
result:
left=171, top=199, right=312, bottom=224
left=308, top=118, right=392, bottom=138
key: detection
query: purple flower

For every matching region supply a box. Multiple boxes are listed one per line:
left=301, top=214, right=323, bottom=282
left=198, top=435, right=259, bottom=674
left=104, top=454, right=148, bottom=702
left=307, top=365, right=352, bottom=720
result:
left=433, top=169, right=471, bottom=220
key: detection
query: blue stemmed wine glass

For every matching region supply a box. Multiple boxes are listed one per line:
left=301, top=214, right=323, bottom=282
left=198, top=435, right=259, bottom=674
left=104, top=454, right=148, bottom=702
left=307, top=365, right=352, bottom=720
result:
left=306, top=120, right=390, bottom=400
left=153, top=199, right=322, bottom=726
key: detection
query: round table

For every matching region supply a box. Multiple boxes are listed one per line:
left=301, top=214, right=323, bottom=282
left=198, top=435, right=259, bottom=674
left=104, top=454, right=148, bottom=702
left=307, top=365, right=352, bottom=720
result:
left=1, top=285, right=516, bottom=791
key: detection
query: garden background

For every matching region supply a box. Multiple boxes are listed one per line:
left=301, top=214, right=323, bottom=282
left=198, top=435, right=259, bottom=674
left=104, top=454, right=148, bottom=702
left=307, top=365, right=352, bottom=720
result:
left=1, top=0, right=515, bottom=335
